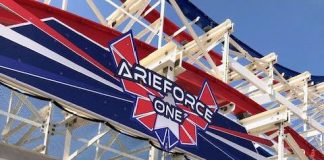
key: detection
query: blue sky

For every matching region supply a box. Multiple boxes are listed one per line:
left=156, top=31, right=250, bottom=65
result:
left=59, top=0, right=324, bottom=75
left=191, top=0, right=324, bottom=75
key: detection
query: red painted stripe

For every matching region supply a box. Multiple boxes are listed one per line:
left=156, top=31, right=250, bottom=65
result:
left=1, top=0, right=116, bottom=80
left=285, top=127, right=323, bottom=160
left=0, top=7, right=25, bottom=25
left=177, top=62, right=324, bottom=159
left=178, top=104, right=208, bottom=129
left=179, top=125, right=194, bottom=144
left=181, top=120, right=196, bottom=144
left=209, top=125, right=273, bottom=147
left=111, top=34, right=138, bottom=65
left=134, top=97, right=154, bottom=116
left=122, top=80, right=151, bottom=97
left=137, top=113, right=156, bottom=130
left=179, top=62, right=267, bottom=115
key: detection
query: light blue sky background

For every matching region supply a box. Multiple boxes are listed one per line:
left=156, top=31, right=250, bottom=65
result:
left=191, top=0, right=324, bottom=75
left=55, top=0, right=324, bottom=75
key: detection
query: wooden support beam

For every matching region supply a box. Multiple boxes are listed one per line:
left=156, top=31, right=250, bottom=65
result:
left=240, top=106, right=289, bottom=135
left=285, top=133, right=309, bottom=160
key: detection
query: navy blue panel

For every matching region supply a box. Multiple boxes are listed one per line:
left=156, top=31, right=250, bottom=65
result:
left=202, top=133, right=256, bottom=160
left=0, top=63, right=256, bottom=160
left=0, top=20, right=260, bottom=160
left=44, top=20, right=118, bottom=73
left=0, top=55, right=128, bottom=100
left=168, top=0, right=324, bottom=84
left=12, top=20, right=119, bottom=85
left=208, top=113, right=257, bottom=152
left=0, top=60, right=138, bottom=129
left=256, top=147, right=272, bottom=157
left=0, top=37, right=124, bottom=98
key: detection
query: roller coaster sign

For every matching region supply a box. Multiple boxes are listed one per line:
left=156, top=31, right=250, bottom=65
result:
left=109, top=32, right=218, bottom=151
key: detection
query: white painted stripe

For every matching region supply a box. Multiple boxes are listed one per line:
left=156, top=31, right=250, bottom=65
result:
left=0, top=65, right=132, bottom=103
left=110, top=33, right=138, bottom=63
left=134, top=111, right=155, bottom=119
left=0, top=24, right=122, bottom=92
left=180, top=125, right=196, bottom=145
left=205, top=131, right=268, bottom=160
left=8, top=21, right=32, bottom=28
left=9, top=17, right=109, bottom=51
left=43, top=18, right=110, bottom=51
left=198, top=133, right=235, bottom=160
left=2, top=4, right=117, bottom=82
left=1, top=4, right=116, bottom=82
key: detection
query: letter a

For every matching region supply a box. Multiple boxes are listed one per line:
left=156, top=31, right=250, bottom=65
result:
left=117, top=61, right=133, bottom=79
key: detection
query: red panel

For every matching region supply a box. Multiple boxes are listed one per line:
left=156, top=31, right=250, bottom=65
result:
left=111, top=49, right=123, bottom=66
left=179, top=125, right=194, bottom=144
left=209, top=125, right=273, bottom=147
left=2, top=0, right=116, bottom=79
left=178, top=62, right=267, bottom=115
left=111, top=35, right=138, bottom=65
left=123, top=80, right=150, bottom=97
left=10, top=0, right=156, bottom=59
left=0, top=8, right=25, bottom=25
left=177, top=104, right=208, bottom=129
left=180, top=120, right=196, bottom=144
left=138, top=114, right=157, bottom=130
left=188, top=113, right=208, bottom=129
left=134, top=98, right=154, bottom=116
left=285, top=127, right=324, bottom=160
left=199, top=83, right=217, bottom=106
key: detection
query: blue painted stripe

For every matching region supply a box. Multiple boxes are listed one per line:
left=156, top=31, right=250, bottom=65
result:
left=256, top=146, right=272, bottom=157
left=0, top=36, right=124, bottom=96
left=0, top=55, right=132, bottom=102
left=207, top=113, right=257, bottom=152
left=11, top=19, right=119, bottom=86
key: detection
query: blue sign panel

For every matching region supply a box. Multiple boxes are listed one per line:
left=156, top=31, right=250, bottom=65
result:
left=0, top=18, right=264, bottom=159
